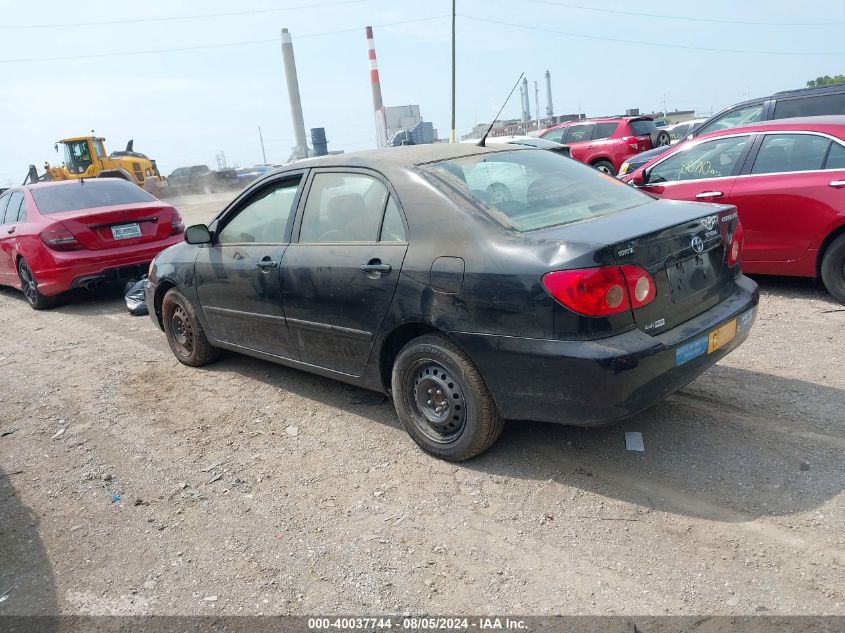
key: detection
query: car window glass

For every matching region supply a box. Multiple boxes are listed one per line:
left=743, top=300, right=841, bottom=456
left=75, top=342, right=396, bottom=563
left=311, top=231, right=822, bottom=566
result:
left=773, top=93, right=845, bottom=119
left=16, top=197, right=28, bottom=222
left=647, top=136, right=749, bottom=183
left=751, top=134, right=830, bottom=174
left=380, top=196, right=406, bottom=242
left=593, top=122, right=619, bottom=139
left=0, top=194, right=9, bottom=223
left=3, top=192, right=24, bottom=224
left=825, top=143, right=845, bottom=169
left=564, top=124, right=594, bottom=143
left=541, top=128, right=566, bottom=143
left=668, top=123, right=690, bottom=141
left=217, top=179, right=301, bottom=244
left=628, top=120, right=657, bottom=136
left=299, top=173, right=388, bottom=243
left=696, top=104, right=764, bottom=135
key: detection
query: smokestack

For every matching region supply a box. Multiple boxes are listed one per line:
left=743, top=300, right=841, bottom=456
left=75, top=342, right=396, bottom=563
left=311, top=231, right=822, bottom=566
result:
left=281, top=28, right=308, bottom=160
left=366, top=26, right=388, bottom=148
left=521, top=77, right=530, bottom=123
left=545, top=70, right=554, bottom=117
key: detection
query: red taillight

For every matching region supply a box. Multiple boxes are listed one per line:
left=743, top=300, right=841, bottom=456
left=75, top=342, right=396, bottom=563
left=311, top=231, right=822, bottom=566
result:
left=40, top=227, right=82, bottom=251
left=622, top=265, right=656, bottom=309
left=727, top=222, right=744, bottom=267
left=170, top=210, right=185, bottom=236
left=542, top=265, right=656, bottom=317
left=621, top=135, right=639, bottom=150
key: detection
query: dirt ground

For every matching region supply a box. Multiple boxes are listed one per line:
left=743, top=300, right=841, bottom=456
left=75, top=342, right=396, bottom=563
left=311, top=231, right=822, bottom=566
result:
left=0, top=192, right=843, bottom=616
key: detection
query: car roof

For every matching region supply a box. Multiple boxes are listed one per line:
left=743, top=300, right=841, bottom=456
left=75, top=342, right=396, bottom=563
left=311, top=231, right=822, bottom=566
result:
left=693, top=115, right=845, bottom=140
left=275, top=143, right=528, bottom=173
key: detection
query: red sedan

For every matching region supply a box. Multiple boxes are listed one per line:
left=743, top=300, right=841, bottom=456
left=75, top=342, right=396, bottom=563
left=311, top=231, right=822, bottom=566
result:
left=0, top=179, right=184, bottom=309
left=622, top=116, right=845, bottom=303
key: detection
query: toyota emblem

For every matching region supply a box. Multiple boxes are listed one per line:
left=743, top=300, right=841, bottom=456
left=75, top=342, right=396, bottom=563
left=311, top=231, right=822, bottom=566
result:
left=691, top=236, right=705, bottom=253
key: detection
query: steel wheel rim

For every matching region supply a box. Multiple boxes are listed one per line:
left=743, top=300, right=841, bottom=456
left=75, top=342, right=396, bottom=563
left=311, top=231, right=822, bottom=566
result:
left=169, top=305, right=194, bottom=357
left=406, top=360, right=466, bottom=443
left=596, top=164, right=612, bottom=174
left=19, top=263, right=38, bottom=305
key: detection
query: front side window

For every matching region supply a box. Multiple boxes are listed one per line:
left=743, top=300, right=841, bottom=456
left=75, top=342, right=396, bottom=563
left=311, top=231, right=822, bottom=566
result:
left=424, top=149, right=649, bottom=232
left=647, top=136, right=749, bottom=184
left=299, top=173, right=389, bottom=243
left=63, top=140, right=93, bottom=174
left=563, top=124, right=594, bottom=143
left=93, top=140, right=105, bottom=158
left=217, top=179, right=301, bottom=244
left=751, top=134, right=830, bottom=174
left=696, top=104, right=764, bottom=136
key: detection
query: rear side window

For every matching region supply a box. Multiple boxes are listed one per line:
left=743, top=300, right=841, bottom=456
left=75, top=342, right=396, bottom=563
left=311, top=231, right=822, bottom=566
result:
left=217, top=178, right=301, bottom=244
left=299, top=173, right=389, bottom=243
left=668, top=123, right=690, bottom=141
left=0, top=194, right=10, bottom=223
left=380, top=196, right=406, bottom=242
left=2, top=192, right=23, bottom=224
left=593, top=122, right=619, bottom=139
left=424, top=150, right=649, bottom=232
left=826, top=143, right=845, bottom=169
left=696, top=104, right=764, bottom=136
left=773, top=93, right=845, bottom=119
left=563, top=124, right=594, bottom=143
left=751, top=134, right=830, bottom=174
left=31, top=180, right=155, bottom=214
left=628, top=120, right=657, bottom=136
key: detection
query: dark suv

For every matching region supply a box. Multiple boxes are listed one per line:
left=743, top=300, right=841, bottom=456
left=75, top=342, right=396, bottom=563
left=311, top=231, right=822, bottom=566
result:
left=617, top=84, right=845, bottom=176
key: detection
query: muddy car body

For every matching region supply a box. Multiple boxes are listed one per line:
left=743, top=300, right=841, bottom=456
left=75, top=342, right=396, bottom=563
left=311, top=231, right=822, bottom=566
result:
left=146, top=144, right=758, bottom=460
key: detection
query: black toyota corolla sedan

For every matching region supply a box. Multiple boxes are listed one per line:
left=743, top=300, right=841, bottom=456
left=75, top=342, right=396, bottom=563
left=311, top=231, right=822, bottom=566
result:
left=146, top=144, right=758, bottom=461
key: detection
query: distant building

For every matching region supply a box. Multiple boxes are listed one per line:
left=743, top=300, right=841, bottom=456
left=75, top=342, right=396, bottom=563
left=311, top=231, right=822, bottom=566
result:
left=385, top=105, right=438, bottom=145
left=461, top=113, right=583, bottom=140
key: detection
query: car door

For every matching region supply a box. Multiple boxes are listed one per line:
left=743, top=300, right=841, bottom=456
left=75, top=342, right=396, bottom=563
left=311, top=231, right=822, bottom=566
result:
left=561, top=123, right=596, bottom=163
left=0, top=191, right=24, bottom=284
left=281, top=169, right=409, bottom=375
left=639, top=134, right=753, bottom=203
left=726, top=132, right=845, bottom=264
left=194, top=173, right=304, bottom=358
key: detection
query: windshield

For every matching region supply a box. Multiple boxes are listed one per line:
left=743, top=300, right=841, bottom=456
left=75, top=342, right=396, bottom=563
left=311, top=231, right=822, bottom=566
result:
left=423, top=150, right=649, bottom=232
left=31, top=180, right=156, bottom=214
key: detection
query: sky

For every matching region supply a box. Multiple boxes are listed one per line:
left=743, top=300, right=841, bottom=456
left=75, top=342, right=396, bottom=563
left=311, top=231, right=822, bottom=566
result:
left=1, top=0, right=844, bottom=185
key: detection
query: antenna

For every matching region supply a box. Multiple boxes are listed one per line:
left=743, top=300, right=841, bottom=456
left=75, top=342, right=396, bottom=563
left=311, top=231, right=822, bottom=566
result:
left=478, top=73, right=524, bottom=148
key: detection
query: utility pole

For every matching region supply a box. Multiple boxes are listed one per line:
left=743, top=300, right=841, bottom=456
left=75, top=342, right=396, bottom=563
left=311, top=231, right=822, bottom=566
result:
left=450, top=0, right=456, bottom=143
left=258, top=126, right=267, bottom=164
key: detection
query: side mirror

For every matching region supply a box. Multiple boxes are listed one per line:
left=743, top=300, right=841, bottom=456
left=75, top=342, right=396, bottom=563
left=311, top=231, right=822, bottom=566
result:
left=184, top=224, right=212, bottom=245
left=631, top=171, right=646, bottom=186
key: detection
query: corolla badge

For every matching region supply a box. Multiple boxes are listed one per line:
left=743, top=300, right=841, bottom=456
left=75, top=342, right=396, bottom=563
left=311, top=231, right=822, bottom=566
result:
left=701, top=215, right=718, bottom=231
left=691, top=236, right=705, bottom=253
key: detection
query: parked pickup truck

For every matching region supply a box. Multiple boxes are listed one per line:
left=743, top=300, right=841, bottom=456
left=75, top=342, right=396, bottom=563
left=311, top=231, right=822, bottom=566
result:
left=166, top=165, right=239, bottom=195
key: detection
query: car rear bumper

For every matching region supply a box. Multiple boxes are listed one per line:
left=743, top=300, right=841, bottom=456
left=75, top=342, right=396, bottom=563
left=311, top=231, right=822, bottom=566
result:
left=33, top=235, right=183, bottom=296
left=451, top=275, right=759, bottom=425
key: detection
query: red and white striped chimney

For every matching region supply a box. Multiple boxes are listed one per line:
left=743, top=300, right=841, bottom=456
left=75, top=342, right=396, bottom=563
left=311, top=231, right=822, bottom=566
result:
left=366, top=26, right=388, bottom=148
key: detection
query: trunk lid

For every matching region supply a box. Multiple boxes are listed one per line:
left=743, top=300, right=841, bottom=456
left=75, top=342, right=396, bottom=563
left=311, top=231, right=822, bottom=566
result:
left=534, top=199, right=741, bottom=334
left=49, top=202, right=179, bottom=250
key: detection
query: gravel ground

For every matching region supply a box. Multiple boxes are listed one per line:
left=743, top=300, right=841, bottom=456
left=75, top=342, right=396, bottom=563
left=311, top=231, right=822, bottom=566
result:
left=0, top=193, right=843, bottom=616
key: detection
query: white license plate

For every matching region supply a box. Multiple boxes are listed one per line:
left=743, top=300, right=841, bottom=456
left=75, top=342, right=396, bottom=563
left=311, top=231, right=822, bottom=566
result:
left=111, top=223, right=142, bottom=240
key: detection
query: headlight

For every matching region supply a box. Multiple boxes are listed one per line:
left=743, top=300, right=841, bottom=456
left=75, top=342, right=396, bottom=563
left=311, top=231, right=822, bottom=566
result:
left=618, top=163, right=630, bottom=176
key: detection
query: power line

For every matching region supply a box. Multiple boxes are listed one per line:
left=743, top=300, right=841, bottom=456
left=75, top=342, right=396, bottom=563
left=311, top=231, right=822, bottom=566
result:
left=459, top=14, right=845, bottom=55
left=0, top=16, right=449, bottom=63
left=524, top=0, right=845, bottom=26
left=0, top=0, right=365, bottom=29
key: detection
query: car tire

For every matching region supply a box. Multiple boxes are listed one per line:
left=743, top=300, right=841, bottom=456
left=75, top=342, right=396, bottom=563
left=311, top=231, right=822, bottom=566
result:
left=820, top=234, right=845, bottom=304
left=592, top=160, right=617, bottom=176
left=17, top=259, right=54, bottom=310
left=391, top=333, right=504, bottom=461
left=161, top=289, right=220, bottom=366
left=653, top=130, right=671, bottom=147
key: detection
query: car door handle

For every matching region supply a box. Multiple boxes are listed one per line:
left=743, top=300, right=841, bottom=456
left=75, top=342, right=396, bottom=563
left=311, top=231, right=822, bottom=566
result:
left=829, top=180, right=845, bottom=188
left=360, top=263, right=392, bottom=273
left=695, top=191, right=724, bottom=199
left=256, top=259, right=279, bottom=271
left=6, top=227, right=14, bottom=234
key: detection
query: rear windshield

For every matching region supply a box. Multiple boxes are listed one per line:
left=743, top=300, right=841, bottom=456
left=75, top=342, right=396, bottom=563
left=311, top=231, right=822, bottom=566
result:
left=31, top=180, right=156, bottom=214
left=628, top=119, right=657, bottom=136
left=422, top=150, right=649, bottom=232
